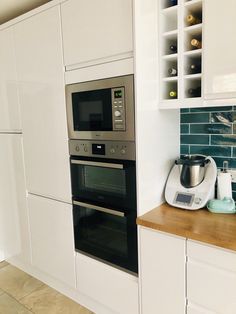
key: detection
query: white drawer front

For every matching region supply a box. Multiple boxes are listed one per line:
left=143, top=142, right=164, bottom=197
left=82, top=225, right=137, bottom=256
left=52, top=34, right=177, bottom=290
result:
left=187, top=240, right=236, bottom=272
left=188, top=260, right=236, bottom=314
left=187, top=303, right=216, bottom=314
left=76, top=253, right=139, bottom=314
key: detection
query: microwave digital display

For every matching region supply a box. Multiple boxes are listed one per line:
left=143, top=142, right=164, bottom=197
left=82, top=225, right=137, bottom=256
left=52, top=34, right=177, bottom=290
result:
left=114, top=90, right=122, bottom=98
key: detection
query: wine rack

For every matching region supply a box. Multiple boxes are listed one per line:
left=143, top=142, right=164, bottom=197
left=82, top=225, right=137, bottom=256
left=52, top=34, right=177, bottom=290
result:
left=159, top=0, right=203, bottom=107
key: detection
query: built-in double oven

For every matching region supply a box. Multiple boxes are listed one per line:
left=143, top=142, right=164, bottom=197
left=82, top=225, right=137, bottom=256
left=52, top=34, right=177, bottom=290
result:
left=66, top=75, right=138, bottom=274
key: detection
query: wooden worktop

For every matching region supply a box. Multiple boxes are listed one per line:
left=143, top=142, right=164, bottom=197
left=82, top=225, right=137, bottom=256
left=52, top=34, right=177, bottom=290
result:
left=137, top=203, right=236, bottom=251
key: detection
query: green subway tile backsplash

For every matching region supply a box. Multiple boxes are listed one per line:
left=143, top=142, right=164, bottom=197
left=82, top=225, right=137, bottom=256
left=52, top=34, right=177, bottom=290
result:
left=180, top=106, right=236, bottom=170
left=190, top=123, right=232, bottom=134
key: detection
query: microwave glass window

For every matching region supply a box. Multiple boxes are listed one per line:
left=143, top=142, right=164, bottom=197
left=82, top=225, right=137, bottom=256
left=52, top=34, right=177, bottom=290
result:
left=72, top=88, right=113, bottom=131
left=83, top=166, right=126, bottom=196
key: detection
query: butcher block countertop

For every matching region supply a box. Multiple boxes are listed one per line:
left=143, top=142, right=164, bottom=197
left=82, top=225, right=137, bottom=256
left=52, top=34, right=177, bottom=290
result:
left=137, top=203, right=236, bottom=252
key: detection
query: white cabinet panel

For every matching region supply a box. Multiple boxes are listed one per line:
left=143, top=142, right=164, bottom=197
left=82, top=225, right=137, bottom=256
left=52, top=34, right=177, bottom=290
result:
left=61, top=0, right=133, bottom=69
left=14, top=6, right=71, bottom=202
left=0, top=28, right=21, bottom=132
left=204, top=0, right=236, bottom=101
left=188, top=304, right=216, bottom=314
left=187, top=241, right=236, bottom=314
left=0, top=134, right=30, bottom=263
left=28, top=194, right=76, bottom=288
left=140, top=227, right=186, bottom=314
left=76, top=253, right=139, bottom=314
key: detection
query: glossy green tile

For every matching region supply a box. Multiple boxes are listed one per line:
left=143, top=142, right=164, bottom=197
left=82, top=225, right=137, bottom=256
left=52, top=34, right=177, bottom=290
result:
left=190, top=123, right=232, bottom=134
left=181, top=124, right=189, bottom=134
left=180, top=145, right=189, bottom=155
left=232, top=191, right=236, bottom=201
left=190, top=106, right=232, bottom=113
left=233, top=147, right=236, bottom=157
left=213, top=157, right=236, bottom=169
left=180, top=108, right=190, bottom=113
left=232, top=182, right=236, bottom=191
left=211, top=135, right=236, bottom=146
left=181, top=135, right=209, bottom=145
left=210, top=112, right=234, bottom=123
left=233, top=124, right=236, bottom=133
left=181, top=113, right=210, bottom=123
left=189, top=145, right=231, bottom=157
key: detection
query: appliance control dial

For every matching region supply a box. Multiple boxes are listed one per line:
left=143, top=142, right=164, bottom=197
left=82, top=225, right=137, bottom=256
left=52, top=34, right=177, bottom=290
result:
left=110, top=148, right=115, bottom=154
left=84, top=145, right=88, bottom=152
left=114, top=110, right=122, bottom=117
left=121, top=149, right=126, bottom=155
left=194, top=197, right=202, bottom=205
left=75, top=145, right=80, bottom=152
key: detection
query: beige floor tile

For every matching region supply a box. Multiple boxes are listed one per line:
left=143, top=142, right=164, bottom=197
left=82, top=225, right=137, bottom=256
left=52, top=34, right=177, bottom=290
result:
left=0, top=293, right=32, bottom=314
left=0, top=265, right=43, bottom=300
left=21, top=284, right=93, bottom=314
left=0, top=261, right=9, bottom=269
left=0, top=288, right=4, bottom=296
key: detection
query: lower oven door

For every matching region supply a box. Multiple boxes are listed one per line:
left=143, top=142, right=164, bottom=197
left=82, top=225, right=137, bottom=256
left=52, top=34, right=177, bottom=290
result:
left=73, top=201, right=138, bottom=274
left=70, top=157, right=136, bottom=211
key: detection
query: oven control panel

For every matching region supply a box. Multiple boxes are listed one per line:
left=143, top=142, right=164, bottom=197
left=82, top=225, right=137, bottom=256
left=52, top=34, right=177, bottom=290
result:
left=69, top=140, right=135, bottom=161
left=112, top=87, right=126, bottom=131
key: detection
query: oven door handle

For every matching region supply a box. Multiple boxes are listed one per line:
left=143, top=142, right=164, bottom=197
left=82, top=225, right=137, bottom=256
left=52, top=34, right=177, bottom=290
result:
left=71, top=159, right=123, bottom=169
left=73, top=200, right=125, bottom=217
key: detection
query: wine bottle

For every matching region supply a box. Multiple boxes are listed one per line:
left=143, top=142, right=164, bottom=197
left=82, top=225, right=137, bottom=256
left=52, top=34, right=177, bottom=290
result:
left=189, top=62, right=201, bottom=74
left=188, top=86, right=201, bottom=97
left=191, top=38, right=202, bottom=49
left=169, top=44, right=177, bottom=53
left=186, top=14, right=201, bottom=26
left=169, top=90, right=177, bottom=98
left=168, top=67, right=178, bottom=76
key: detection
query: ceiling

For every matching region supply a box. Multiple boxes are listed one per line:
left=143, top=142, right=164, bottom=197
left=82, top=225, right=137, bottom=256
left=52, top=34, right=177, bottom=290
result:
left=0, top=0, right=51, bottom=25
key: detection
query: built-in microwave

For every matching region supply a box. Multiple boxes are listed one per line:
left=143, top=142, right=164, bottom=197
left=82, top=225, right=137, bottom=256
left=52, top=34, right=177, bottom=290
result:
left=65, top=75, right=135, bottom=141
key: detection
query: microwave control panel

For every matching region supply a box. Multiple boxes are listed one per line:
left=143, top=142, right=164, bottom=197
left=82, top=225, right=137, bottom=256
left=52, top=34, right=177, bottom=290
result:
left=112, top=87, right=125, bottom=131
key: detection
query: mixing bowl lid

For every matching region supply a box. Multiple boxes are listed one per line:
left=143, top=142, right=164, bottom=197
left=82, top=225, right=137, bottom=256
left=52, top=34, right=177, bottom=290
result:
left=175, top=155, right=209, bottom=166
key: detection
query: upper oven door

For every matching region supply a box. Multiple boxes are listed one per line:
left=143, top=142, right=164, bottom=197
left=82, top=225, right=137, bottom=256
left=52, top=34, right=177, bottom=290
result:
left=66, top=75, right=135, bottom=141
left=70, top=157, right=136, bottom=212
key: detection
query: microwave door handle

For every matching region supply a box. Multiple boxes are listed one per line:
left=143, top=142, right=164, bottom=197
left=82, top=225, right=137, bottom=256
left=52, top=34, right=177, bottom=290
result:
left=73, top=201, right=125, bottom=217
left=71, top=160, right=123, bottom=170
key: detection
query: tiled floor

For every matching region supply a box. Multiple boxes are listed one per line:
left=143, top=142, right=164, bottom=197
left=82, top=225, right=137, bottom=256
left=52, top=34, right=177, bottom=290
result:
left=0, top=261, right=93, bottom=314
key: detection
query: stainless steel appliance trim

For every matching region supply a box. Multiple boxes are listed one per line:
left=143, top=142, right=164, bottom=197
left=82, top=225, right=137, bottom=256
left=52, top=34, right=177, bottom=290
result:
left=71, top=159, right=123, bottom=169
left=73, top=200, right=125, bottom=217
left=65, top=74, right=135, bottom=141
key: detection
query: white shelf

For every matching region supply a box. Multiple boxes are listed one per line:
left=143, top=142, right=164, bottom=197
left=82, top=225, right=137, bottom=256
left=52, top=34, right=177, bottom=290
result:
left=162, top=53, right=178, bottom=60
left=184, top=23, right=202, bottom=33
left=163, top=30, right=178, bottom=37
left=163, top=76, right=178, bottom=82
left=185, top=0, right=202, bottom=10
left=161, top=5, right=178, bottom=14
left=184, top=49, right=202, bottom=56
left=184, top=73, right=202, bottom=79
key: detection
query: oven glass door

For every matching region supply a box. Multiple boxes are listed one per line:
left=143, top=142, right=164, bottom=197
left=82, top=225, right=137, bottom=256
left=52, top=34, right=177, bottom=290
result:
left=73, top=202, right=138, bottom=273
left=72, top=88, right=113, bottom=132
left=70, top=157, right=136, bottom=211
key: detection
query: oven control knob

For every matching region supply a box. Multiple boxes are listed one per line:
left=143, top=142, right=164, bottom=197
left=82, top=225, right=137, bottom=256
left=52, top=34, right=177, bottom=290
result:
left=114, top=110, right=121, bottom=117
left=121, top=149, right=126, bottom=155
left=84, top=145, right=88, bottom=152
left=75, top=145, right=80, bottom=152
left=110, top=148, right=115, bottom=154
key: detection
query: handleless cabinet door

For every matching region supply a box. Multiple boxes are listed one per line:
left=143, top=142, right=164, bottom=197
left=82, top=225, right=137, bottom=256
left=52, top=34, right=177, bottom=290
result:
left=14, top=6, right=71, bottom=202
left=140, top=227, right=186, bottom=314
left=0, top=28, right=21, bottom=132
left=204, top=0, right=236, bottom=101
left=61, top=0, right=133, bottom=69
left=28, top=194, right=76, bottom=288
left=0, top=134, right=30, bottom=264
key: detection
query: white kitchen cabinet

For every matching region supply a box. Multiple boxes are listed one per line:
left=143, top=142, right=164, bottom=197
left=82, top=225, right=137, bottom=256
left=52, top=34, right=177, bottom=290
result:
left=204, top=0, right=236, bottom=103
left=76, top=252, right=139, bottom=314
left=14, top=6, right=71, bottom=203
left=139, top=227, right=186, bottom=314
left=0, top=27, right=21, bottom=132
left=61, top=0, right=133, bottom=70
left=0, top=134, right=30, bottom=264
left=187, top=240, right=236, bottom=314
left=28, top=194, right=76, bottom=288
